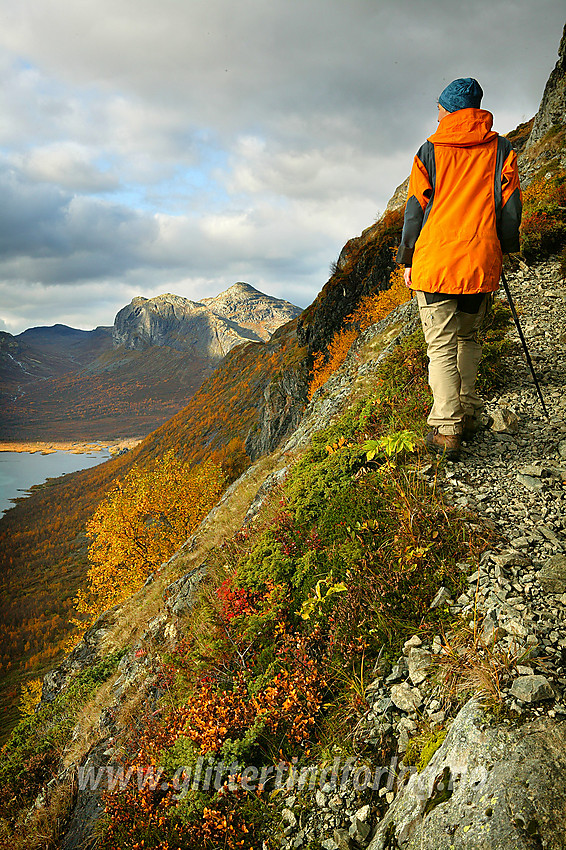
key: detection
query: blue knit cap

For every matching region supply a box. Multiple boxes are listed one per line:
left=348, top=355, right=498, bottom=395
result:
left=438, top=78, right=483, bottom=112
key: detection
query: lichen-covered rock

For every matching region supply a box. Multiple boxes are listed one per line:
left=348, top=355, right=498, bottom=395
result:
left=41, top=606, right=119, bottom=702
left=538, top=554, right=566, bottom=594
left=163, top=564, right=208, bottom=617
left=510, top=675, right=554, bottom=703
left=367, top=699, right=566, bottom=850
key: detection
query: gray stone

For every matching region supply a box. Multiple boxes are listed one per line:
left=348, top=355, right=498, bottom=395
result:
left=385, top=658, right=408, bottom=684
left=510, top=675, right=554, bottom=703
left=502, top=618, right=528, bottom=638
left=397, top=729, right=409, bottom=754
left=349, top=817, right=371, bottom=844
left=354, top=804, right=371, bottom=823
left=333, top=828, right=353, bottom=850
left=282, top=808, right=298, bottom=828
left=408, top=648, right=432, bottom=685
left=390, top=683, right=423, bottom=713
left=516, top=473, right=544, bottom=492
left=538, top=555, right=566, bottom=593
left=372, top=696, right=394, bottom=715
left=163, top=565, right=207, bottom=617
left=403, top=635, right=422, bottom=654
left=429, top=586, right=450, bottom=610
left=367, top=699, right=566, bottom=850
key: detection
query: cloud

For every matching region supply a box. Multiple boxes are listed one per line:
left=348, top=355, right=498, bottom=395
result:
left=17, top=143, right=119, bottom=192
left=0, top=0, right=563, bottom=332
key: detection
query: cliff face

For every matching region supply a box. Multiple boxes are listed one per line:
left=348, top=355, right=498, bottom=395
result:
left=112, top=284, right=302, bottom=356
left=527, top=22, right=566, bottom=148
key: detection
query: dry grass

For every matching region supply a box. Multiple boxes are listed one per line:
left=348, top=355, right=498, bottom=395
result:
left=62, top=669, right=122, bottom=769
left=0, top=776, right=76, bottom=850
left=433, top=615, right=526, bottom=709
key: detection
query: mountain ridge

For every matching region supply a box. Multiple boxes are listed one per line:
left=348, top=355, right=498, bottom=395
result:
left=0, top=282, right=302, bottom=440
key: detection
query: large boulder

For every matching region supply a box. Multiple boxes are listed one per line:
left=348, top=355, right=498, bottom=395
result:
left=368, top=698, right=566, bottom=850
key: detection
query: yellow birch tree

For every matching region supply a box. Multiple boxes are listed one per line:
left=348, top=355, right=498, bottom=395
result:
left=75, top=452, right=225, bottom=621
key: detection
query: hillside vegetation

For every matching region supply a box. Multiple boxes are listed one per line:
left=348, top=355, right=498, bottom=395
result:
left=1, top=34, right=566, bottom=843
left=0, top=285, right=514, bottom=848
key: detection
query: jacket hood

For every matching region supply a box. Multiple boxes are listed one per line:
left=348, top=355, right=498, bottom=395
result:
left=428, top=108, right=497, bottom=147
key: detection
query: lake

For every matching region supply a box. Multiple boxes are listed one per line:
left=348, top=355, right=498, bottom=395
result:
left=0, top=449, right=112, bottom=517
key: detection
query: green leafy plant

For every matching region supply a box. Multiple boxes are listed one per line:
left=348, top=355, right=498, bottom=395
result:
left=299, top=578, right=348, bottom=620
left=361, top=429, right=419, bottom=461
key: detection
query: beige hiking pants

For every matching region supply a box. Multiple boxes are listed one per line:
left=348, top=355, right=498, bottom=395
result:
left=415, top=291, right=490, bottom=436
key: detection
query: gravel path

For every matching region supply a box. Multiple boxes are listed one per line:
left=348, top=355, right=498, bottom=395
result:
left=439, top=257, right=566, bottom=711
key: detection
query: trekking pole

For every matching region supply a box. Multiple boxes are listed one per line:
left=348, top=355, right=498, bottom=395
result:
left=500, top=268, right=550, bottom=419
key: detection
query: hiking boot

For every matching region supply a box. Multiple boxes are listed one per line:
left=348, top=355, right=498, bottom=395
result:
left=462, top=414, right=479, bottom=440
left=425, top=428, right=461, bottom=461
left=462, top=412, right=493, bottom=440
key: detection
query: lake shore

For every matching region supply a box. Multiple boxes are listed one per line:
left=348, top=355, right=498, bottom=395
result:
left=0, top=438, right=143, bottom=456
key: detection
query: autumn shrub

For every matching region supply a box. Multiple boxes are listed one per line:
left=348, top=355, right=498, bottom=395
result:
left=99, top=625, right=328, bottom=849
left=520, top=166, right=566, bottom=259
left=74, top=452, right=225, bottom=623
left=307, top=265, right=410, bottom=398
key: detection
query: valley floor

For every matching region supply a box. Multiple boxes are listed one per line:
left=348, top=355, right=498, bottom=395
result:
left=0, top=438, right=143, bottom=455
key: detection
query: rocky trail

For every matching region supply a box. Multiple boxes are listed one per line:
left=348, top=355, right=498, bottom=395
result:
left=441, top=257, right=566, bottom=706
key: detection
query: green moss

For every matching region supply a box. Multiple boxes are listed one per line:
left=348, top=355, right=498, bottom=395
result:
left=405, top=728, right=447, bottom=773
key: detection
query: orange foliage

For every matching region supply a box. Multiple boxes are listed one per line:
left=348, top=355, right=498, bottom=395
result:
left=180, top=660, right=325, bottom=755
left=308, top=266, right=409, bottom=398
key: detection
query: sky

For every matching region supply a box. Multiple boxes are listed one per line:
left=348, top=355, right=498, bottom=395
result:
left=0, top=0, right=564, bottom=334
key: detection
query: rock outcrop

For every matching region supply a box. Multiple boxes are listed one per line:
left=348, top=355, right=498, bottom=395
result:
left=201, top=282, right=302, bottom=342
left=527, top=22, right=566, bottom=148
left=367, top=699, right=566, bottom=850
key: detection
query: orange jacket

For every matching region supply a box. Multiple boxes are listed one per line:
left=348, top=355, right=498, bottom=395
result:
left=396, top=108, right=522, bottom=294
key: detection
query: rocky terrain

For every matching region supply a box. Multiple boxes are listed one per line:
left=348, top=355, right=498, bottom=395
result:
left=272, top=257, right=566, bottom=850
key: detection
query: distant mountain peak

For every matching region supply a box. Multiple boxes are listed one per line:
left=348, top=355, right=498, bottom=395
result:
left=112, top=283, right=302, bottom=353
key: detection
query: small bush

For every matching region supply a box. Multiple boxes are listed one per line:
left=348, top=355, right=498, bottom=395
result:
left=520, top=168, right=566, bottom=259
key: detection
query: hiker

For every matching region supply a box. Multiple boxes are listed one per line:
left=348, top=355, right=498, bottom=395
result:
left=397, top=77, right=522, bottom=461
